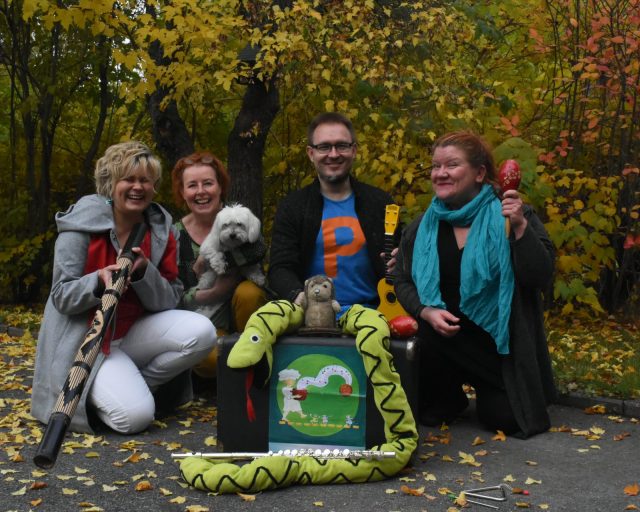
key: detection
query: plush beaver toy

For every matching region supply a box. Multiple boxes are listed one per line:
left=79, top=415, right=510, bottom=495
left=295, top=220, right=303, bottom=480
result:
left=298, top=274, right=341, bottom=335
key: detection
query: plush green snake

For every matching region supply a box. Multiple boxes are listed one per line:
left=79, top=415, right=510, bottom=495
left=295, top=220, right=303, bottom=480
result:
left=178, top=301, right=418, bottom=493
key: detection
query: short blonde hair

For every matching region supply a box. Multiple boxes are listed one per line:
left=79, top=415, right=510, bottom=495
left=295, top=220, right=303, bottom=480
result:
left=94, top=141, right=162, bottom=198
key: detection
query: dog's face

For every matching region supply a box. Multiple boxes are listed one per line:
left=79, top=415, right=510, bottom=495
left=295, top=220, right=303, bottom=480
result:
left=212, top=204, right=261, bottom=250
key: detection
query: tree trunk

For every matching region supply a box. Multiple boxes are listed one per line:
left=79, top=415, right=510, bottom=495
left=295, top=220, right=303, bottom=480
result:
left=78, top=37, right=111, bottom=199
left=227, top=77, right=279, bottom=220
left=147, top=88, right=194, bottom=167
left=145, top=33, right=194, bottom=167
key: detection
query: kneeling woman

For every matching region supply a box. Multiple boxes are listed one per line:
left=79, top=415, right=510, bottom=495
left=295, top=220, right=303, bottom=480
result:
left=31, top=142, right=216, bottom=434
left=395, top=131, right=556, bottom=438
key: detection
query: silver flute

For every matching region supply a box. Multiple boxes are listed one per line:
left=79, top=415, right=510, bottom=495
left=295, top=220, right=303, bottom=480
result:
left=171, top=448, right=396, bottom=460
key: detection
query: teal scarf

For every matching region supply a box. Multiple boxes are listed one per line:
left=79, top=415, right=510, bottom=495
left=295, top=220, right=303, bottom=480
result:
left=411, top=184, right=514, bottom=354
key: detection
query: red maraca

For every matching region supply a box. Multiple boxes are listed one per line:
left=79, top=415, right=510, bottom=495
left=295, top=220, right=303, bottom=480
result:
left=498, top=159, right=521, bottom=236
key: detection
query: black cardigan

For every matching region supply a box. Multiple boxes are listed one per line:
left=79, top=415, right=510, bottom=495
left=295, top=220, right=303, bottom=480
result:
left=395, top=207, right=558, bottom=438
left=268, top=177, right=393, bottom=302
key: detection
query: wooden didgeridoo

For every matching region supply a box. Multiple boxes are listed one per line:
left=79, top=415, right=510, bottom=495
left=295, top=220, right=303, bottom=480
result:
left=33, top=223, right=148, bottom=469
left=498, top=159, right=522, bottom=237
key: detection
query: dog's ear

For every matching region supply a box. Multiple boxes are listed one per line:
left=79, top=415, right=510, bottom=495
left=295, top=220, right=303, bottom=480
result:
left=245, top=209, right=261, bottom=243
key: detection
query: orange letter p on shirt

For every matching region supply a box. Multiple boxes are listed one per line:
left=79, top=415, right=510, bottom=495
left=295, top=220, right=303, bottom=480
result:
left=321, top=217, right=366, bottom=278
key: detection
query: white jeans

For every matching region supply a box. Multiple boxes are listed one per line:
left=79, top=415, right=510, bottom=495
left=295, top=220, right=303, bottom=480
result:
left=88, top=309, right=216, bottom=434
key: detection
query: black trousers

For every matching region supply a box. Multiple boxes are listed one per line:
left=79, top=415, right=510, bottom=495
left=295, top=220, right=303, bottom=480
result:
left=419, top=324, right=520, bottom=435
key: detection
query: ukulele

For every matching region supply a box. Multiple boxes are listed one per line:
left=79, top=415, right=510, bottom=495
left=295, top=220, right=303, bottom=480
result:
left=377, top=204, right=409, bottom=322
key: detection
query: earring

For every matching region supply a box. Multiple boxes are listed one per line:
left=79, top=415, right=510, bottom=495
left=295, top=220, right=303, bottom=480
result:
left=106, top=198, right=113, bottom=205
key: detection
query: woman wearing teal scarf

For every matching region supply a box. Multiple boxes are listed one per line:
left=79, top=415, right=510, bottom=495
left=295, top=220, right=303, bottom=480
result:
left=395, top=132, right=556, bottom=438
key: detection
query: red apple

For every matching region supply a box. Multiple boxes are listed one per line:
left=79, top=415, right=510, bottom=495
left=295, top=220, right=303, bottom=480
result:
left=339, top=384, right=353, bottom=396
left=292, top=389, right=307, bottom=401
left=389, top=315, right=418, bottom=338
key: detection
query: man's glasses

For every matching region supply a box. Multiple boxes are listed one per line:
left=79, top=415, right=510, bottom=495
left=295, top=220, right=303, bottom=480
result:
left=308, top=142, right=356, bottom=155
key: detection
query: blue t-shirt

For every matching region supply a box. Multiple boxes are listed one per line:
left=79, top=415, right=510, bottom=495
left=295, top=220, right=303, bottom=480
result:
left=308, top=194, right=378, bottom=316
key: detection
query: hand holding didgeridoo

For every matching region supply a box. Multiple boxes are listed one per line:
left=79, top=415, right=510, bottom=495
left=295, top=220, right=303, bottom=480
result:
left=33, top=223, right=148, bottom=469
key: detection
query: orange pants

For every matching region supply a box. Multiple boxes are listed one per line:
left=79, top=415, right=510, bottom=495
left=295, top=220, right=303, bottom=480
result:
left=193, top=280, right=267, bottom=378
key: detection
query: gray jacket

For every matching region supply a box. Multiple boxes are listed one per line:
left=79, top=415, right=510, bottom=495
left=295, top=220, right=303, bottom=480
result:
left=31, top=194, right=184, bottom=433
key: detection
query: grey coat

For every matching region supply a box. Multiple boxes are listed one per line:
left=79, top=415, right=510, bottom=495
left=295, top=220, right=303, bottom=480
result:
left=31, top=195, right=184, bottom=433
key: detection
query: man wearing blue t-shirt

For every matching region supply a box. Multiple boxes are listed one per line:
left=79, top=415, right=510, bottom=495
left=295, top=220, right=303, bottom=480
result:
left=268, top=112, right=394, bottom=315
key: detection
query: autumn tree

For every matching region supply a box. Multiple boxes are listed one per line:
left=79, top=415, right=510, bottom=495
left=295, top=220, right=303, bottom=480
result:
left=0, top=0, right=122, bottom=301
left=524, top=0, right=640, bottom=315
left=1, top=0, right=637, bottom=317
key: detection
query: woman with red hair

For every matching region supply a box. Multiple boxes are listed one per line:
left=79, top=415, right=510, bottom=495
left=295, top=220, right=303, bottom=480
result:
left=171, top=152, right=266, bottom=379
left=395, top=131, right=556, bottom=438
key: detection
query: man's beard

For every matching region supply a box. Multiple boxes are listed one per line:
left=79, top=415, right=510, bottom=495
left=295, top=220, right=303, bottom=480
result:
left=319, top=168, right=350, bottom=184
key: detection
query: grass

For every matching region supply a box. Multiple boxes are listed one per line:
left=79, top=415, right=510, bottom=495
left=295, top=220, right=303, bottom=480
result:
left=546, top=314, right=639, bottom=399
left=2, top=304, right=639, bottom=400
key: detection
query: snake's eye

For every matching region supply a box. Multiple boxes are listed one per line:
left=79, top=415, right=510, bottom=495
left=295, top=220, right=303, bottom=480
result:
left=250, top=334, right=261, bottom=344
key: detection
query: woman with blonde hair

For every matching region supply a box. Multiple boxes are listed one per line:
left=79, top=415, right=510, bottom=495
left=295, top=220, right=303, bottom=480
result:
left=32, top=141, right=216, bottom=434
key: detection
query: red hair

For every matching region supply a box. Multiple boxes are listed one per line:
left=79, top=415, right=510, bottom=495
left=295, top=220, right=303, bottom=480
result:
left=432, top=131, right=500, bottom=194
left=171, top=151, right=230, bottom=209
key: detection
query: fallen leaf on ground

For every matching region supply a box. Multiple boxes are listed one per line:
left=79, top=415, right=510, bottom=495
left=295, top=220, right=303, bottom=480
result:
left=525, top=477, right=542, bottom=485
left=472, top=436, right=485, bottom=446
left=238, top=493, right=256, bottom=502
left=169, top=496, right=186, bottom=504
left=385, top=488, right=397, bottom=494
left=454, top=492, right=467, bottom=506
left=401, top=485, right=425, bottom=496
left=458, top=451, right=482, bottom=467
left=584, top=404, right=606, bottom=414
left=61, top=488, right=78, bottom=495
left=29, top=481, right=47, bottom=490
left=30, top=498, right=43, bottom=507
left=492, top=430, right=506, bottom=441
left=312, top=501, right=324, bottom=507
left=624, top=483, right=639, bottom=496
left=125, top=451, right=142, bottom=463
left=134, top=480, right=153, bottom=491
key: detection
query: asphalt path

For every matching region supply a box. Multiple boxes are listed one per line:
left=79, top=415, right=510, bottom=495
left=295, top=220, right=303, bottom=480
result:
left=2, top=385, right=638, bottom=512
left=1, top=327, right=638, bottom=512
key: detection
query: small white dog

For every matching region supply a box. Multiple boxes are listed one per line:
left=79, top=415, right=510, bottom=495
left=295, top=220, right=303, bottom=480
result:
left=196, top=204, right=266, bottom=318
